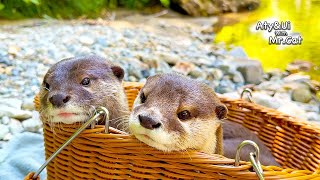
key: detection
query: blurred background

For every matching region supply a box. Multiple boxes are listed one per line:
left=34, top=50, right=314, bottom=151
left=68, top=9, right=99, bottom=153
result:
left=0, top=1, right=319, bottom=178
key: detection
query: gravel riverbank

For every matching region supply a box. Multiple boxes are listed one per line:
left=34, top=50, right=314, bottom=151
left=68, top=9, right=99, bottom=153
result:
left=0, top=17, right=319, bottom=148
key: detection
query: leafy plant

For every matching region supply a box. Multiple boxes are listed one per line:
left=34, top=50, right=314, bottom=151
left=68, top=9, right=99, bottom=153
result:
left=0, top=0, right=170, bottom=19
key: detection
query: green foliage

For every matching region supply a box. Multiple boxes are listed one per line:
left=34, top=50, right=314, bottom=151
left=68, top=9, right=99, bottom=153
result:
left=0, top=0, right=170, bottom=19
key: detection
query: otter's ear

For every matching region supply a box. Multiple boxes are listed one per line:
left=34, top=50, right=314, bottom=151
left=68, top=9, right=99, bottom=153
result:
left=215, top=104, right=228, bottom=120
left=111, top=66, right=124, bottom=80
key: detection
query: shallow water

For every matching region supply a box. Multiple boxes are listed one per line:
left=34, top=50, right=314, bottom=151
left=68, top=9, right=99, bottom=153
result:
left=215, top=0, right=320, bottom=80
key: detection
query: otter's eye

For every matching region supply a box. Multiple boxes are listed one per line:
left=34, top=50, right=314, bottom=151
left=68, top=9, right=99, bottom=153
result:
left=44, top=82, right=50, bottom=91
left=81, top=77, right=90, bottom=86
left=178, top=110, right=191, bottom=120
left=140, top=92, right=146, bottom=103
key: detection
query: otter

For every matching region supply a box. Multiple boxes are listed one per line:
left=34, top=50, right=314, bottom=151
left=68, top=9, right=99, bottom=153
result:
left=39, top=55, right=129, bottom=131
left=129, top=73, right=279, bottom=166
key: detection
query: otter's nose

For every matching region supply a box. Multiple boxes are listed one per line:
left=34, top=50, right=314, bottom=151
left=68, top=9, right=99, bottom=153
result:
left=138, top=115, right=161, bottom=130
left=49, top=94, right=71, bottom=108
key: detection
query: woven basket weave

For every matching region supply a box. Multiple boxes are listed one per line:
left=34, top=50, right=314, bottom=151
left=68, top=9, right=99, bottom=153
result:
left=30, top=82, right=320, bottom=179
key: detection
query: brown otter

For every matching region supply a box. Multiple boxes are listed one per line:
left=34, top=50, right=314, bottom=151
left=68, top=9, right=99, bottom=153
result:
left=129, top=73, right=279, bottom=166
left=39, top=55, right=129, bottom=131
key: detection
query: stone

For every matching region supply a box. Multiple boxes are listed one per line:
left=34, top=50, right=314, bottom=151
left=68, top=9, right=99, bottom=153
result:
left=22, top=98, right=35, bottom=111
left=79, top=36, right=94, bottom=45
left=291, top=87, right=313, bottom=103
left=307, top=112, right=320, bottom=121
left=22, top=118, right=42, bottom=132
left=3, top=133, right=13, bottom=141
left=156, top=52, right=180, bottom=65
left=9, top=119, right=24, bottom=134
left=8, top=45, right=20, bottom=56
left=0, top=98, right=22, bottom=109
left=232, top=58, right=264, bottom=84
left=283, top=74, right=310, bottom=83
left=228, top=46, right=247, bottom=58
left=1, top=116, right=10, bottom=125
left=251, top=92, right=282, bottom=109
left=286, top=60, right=313, bottom=73
left=172, top=61, right=195, bottom=75
left=215, top=79, right=235, bottom=93
left=11, top=110, right=33, bottom=121
left=277, top=103, right=308, bottom=121
left=0, top=124, right=9, bottom=140
left=189, top=67, right=207, bottom=79
left=208, top=68, right=224, bottom=80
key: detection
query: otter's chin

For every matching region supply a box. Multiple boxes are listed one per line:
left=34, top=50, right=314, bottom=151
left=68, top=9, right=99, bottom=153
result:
left=50, top=114, right=88, bottom=124
left=129, top=116, right=182, bottom=152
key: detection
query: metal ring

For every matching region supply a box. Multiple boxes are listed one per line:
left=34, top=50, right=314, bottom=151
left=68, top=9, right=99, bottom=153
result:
left=234, top=140, right=264, bottom=180
left=32, top=107, right=109, bottom=180
left=240, top=88, right=253, bottom=103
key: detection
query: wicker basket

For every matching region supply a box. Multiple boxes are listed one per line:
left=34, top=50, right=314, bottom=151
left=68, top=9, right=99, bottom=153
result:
left=29, top=82, right=320, bottom=179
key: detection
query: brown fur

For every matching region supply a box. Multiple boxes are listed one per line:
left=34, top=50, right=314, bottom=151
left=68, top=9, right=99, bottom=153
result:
left=223, top=120, right=279, bottom=166
left=129, top=73, right=227, bottom=154
left=39, top=55, right=129, bottom=131
left=130, top=73, right=278, bottom=166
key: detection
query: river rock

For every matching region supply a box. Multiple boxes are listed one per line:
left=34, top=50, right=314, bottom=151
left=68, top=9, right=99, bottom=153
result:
left=291, top=87, right=313, bottom=103
left=22, top=118, right=42, bottom=133
left=11, top=110, right=33, bottom=121
left=215, top=78, right=235, bottom=93
left=228, top=46, right=247, bottom=58
left=283, top=74, right=310, bottom=83
left=251, top=92, right=282, bottom=109
left=0, top=124, right=9, bottom=140
left=1, top=116, right=10, bottom=125
left=307, top=112, right=320, bottom=121
left=0, top=98, right=22, bottom=109
left=208, top=68, right=224, bottom=80
left=277, top=103, right=308, bottom=121
left=22, top=98, right=35, bottom=111
left=286, top=60, right=313, bottom=73
left=156, top=52, right=180, bottom=65
left=172, top=61, right=195, bottom=75
left=232, top=58, right=263, bottom=84
left=79, top=36, right=95, bottom=45
left=3, top=132, right=13, bottom=141
left=9, top=119, right=24, bottom=135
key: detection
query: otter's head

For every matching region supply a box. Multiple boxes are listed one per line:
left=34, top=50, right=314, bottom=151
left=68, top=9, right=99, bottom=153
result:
left=39, top=55, right=126, bottom=124
left=129, top=73, right=227, bottom=153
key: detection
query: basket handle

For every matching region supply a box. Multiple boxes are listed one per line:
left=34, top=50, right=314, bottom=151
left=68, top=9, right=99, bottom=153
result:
left=31, top=107, right=110, bottom=180
left=234, top=140, right=264, bottom=180
left=240, top=88, right=253, bottom=103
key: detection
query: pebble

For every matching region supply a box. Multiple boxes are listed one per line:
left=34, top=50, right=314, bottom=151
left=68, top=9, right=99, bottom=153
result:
left=277, top=103, right=308, bottom=121
left=251, top=92, right=282, bottom=109
left=9, top=119, right=24, bottom=134
left=22, top=118, right=42, bottom=133
left=0, top=124, right=9, bottom=140
left=307, top=112, right=320, bottom=121
left=1, top=116, right=10, bottom=125
left=291, top=87, right=313, bottom=103
left=22, top=98, right=35, bottom=111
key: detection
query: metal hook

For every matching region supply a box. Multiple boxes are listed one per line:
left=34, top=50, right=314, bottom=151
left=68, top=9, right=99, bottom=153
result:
left=234, top=140, right=264, bottom=180
left=32, top=107, right=109, bottom=180
left=240, top=88, right=253, bottom=103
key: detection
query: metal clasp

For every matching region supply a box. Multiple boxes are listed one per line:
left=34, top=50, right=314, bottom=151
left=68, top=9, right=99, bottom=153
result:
left=234, top=140, right=264, bottom=180
left=240, top=88, right=253, bottom=103
left=32, top=107, right=109, bottom=180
